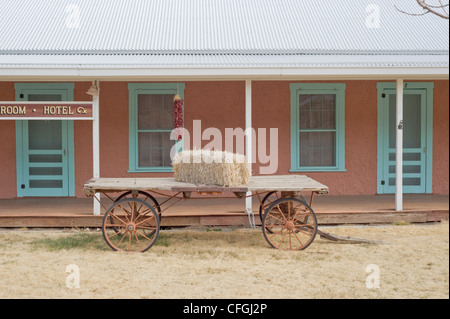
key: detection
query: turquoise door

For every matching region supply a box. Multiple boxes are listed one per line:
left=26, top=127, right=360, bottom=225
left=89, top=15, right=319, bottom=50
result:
left=15, top=85, right=75, bottom=197
left=378, top=88, right=430, bottom=194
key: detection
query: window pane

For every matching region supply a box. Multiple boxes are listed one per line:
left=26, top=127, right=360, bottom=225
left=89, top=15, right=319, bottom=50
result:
left=404, top=178, right=421, bottom=186
left=389, top=94, right=422, bottom=149
left=403, top=95, right=422, bottom=148
left=29, top=167, right=63, bottom=176
left=28, top=94, right=62, bottom=102
left=29, top=154, right=62, bottom=163
left=298, top=93, right=337, bottom=168
left=138, top=132, right=174, bottom=167
left=322, top=94, right=336, bottom=111
left=389, top=152, right=421, bottom=161
left=389, top=177, right=421, bottom=186
left=299, top=95, right=311, bottom=111
left=138, top=94, right=174, bottom=130
left=28, top=120, right=62, bottom=150
left=299, top=132, right=336, bottom=167
left=299, top=94, right=336, bottom=130
left=29, top=180, right=63, bottom=188
left=322, top=110, right=336, bottom=129
left=299, top=95, right=311, bottom=129
left=389, top=165, right=421, bottom=174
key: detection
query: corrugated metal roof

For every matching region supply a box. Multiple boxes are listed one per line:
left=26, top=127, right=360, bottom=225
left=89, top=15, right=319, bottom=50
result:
left=0, top=0, right=448, bottom=54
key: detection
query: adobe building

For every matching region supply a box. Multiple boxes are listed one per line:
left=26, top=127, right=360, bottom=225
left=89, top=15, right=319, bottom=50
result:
left=0, top=0, right=448, bottom=212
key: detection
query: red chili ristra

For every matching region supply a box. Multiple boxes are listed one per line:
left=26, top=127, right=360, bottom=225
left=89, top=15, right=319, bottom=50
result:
left=173, top=95, right=183, bottom=141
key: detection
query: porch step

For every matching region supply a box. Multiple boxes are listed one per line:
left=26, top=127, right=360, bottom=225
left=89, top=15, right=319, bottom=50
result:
left=0, top=195, right=447, bottom=228
left=0, top=210, right=447, bottom=228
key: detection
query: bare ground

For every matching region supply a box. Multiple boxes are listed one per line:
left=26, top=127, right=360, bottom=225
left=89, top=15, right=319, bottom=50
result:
left=0, top=222, right=448, bottom=299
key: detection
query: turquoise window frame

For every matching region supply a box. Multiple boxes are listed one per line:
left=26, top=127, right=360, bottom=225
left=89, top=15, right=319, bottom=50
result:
left=14, top=83, right=75, bottom=197
left=128, top=83, right=185, bottom=173
left=290, top=83, right=346, bottom=172
left=376, top=82, right=434, bottom=194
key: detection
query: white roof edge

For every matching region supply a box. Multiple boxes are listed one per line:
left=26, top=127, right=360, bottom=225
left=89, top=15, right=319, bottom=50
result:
left=1, top=66, right=448, bottom=81
left=1, top=53, right=448, bottom=80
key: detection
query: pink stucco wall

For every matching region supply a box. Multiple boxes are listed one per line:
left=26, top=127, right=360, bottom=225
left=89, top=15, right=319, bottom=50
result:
left=73, top=82, right=95, bottom=197
left=0, top=82, right=16, bottom=198
left=0, top=80, right=448, bottom=199
left=433, top=80, right=449, bottom=194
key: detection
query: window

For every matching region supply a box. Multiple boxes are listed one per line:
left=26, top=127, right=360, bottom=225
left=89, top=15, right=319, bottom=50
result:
left=128, top=83, right=185, bottom=172
left=290, top=83, right=345, bottom=172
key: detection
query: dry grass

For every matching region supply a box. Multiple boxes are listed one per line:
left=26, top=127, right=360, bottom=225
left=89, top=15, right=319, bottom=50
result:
left=0, top=222, right=448, bottom=299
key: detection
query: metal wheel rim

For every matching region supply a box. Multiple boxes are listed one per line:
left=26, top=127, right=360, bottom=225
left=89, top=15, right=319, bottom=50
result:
left=102, top=198, right=160, bottom=252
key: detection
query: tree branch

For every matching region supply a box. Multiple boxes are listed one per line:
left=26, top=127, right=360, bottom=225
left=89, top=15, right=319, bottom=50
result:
left=396, top=0, right=449, bottom=19
left=395, top=4, right=430, bottom=16
left=416, top=0, right=449, bottom=19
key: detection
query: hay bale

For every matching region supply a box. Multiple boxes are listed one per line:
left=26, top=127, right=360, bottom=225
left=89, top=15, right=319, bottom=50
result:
left=172, top=150, right=250, bottom=187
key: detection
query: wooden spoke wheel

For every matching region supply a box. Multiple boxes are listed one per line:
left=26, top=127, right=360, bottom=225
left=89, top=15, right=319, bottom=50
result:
left=262, top=197, right=317, bottom=251
left=102, top=198, right=160, bottom=252
left=259, top=192, right=308, bottom=233
left=112, top=191, right=161, bottom=236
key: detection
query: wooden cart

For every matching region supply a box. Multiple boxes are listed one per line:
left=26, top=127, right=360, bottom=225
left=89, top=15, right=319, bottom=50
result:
left=83, top=175, right=328, bottom=252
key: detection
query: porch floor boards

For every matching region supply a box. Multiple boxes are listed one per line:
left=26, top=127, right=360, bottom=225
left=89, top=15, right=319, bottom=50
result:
left=0, top=194, right=448, bottom=228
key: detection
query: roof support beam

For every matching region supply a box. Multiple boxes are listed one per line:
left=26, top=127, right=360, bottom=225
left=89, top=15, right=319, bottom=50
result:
left=89, top=81, right=101, bottom=215
left=245, top=80, right=254, bottom=226
left=395, top=79, right=404, bottom=211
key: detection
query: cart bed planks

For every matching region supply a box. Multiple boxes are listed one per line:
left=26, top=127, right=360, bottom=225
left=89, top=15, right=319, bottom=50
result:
left=83, top=175, right=329, bottom=196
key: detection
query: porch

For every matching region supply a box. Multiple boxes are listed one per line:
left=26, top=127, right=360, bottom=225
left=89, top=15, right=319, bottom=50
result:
left=0, top=194, right=447, bottom=229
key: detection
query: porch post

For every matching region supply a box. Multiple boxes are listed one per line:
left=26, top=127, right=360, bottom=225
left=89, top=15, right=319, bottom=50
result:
left=395, top=79, right=404, bottom=211
left=91, top=81, right=101, bottom=215
left=245, top=80, right=253, bottom=215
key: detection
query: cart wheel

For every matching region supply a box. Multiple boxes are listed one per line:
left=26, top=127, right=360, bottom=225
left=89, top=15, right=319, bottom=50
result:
left=262, top=197, right=317, bottom=251
left=102, top=198, right=160, bottom=252
left=112, top=191, right=161, bottom=236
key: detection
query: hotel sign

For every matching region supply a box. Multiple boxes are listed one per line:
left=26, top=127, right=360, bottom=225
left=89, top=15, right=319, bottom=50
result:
left=0, top=102, right=93, bottom=120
